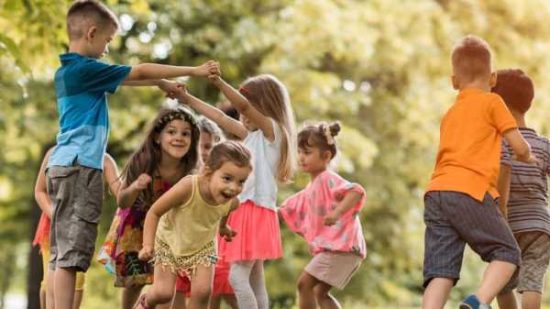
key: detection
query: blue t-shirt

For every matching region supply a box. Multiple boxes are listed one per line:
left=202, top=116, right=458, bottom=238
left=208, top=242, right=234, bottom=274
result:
left=48, top=53, right=131, bottom=170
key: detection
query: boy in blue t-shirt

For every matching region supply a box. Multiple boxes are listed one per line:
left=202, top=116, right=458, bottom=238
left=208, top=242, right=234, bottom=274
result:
left=46, top=1, right=218, bottom=308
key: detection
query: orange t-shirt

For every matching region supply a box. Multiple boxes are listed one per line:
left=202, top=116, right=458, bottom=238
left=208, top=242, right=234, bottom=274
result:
left=427, top=88, right=517, bottom=201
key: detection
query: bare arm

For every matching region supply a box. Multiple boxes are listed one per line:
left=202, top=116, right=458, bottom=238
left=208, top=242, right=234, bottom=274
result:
left=176, top=88, right=248, bottom=139
left=34, top=149, right=54, bottom=218
left=497, top=164, right=511, bottom=218
left=124, top=61, right=218, bottom=82
left=139, top=176, right=193, bottom=260
left=503, top=128, right=537, bottom=164
left=103, top=153, right=121, bottom=200
left=324, top=190, right=364, bottom=226
left=211, top=77, right=275, bottom=141
left=116, top=174, right=152, bottom=208
left=219, top=198, right=239, bottom=241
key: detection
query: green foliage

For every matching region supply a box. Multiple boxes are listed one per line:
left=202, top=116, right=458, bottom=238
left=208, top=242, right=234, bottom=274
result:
left=3, top=0, right=550, bottom=307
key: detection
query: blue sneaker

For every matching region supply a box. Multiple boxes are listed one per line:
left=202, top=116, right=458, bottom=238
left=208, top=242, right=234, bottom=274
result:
left=459, top=294, right=492, bottom=309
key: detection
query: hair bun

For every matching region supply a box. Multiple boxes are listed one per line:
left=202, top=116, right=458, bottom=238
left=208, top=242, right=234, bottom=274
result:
left=328, top=122, right=341, bottom=137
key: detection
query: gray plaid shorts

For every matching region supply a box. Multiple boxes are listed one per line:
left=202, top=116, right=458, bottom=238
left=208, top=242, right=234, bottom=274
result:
left=423, top=191, right=520, bottom=288
left=501, top=231, right=550, bottom=294
left=47, top=165, right=103, bottom=272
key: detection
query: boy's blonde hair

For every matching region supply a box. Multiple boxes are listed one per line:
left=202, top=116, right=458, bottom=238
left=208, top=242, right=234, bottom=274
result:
left=451, top=35, right=492, bottom=84
left=239, top=74, right=296, bottom=183
left=67, top=0, right=119, bottom=41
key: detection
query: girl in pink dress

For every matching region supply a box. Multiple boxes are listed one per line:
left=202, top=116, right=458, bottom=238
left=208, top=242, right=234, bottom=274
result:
left=279, top=122, right=366, bottom=309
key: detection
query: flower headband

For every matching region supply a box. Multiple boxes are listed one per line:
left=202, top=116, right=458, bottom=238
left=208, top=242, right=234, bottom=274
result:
left=155, top=110, right=196, bottom=132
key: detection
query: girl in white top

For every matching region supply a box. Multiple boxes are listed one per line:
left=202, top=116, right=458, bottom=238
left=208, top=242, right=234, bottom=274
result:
left=176, top=72, right=296, bottom=309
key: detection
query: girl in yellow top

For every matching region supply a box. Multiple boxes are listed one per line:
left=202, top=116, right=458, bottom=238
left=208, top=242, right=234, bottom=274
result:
left=136, top=141, right=252, bottom=309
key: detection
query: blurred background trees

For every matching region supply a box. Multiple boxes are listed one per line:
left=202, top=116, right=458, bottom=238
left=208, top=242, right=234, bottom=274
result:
left=1, top=0, right=550, bottom=308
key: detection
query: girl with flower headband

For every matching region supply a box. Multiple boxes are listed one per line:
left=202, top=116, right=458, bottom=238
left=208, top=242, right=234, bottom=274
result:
left=279, top=121, right=367, bottom=309
left=175, top=72, right=296, bottom=308
left=98, top=105, right=200, bottom=309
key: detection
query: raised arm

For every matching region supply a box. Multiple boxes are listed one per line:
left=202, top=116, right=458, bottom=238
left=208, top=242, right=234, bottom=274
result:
left=211, top=76, right=275, bottom=141
left=124, top=61, right=218, bottom=82
left=502, top=129, right=538, bottom=164
left=103, top=153, right=121, bottom=200
left=138, top=176, right=193, bottom=261
left=497, top=164, right=511, bottom=218
left=116, top=173, right=152, bottom=208
left=34, top=148, right=54, bottom=218
left=176, top=86, right=248, bottom=139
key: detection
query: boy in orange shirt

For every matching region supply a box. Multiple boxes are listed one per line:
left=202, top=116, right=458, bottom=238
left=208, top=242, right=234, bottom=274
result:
left=422, top=35, right=538, bottom=309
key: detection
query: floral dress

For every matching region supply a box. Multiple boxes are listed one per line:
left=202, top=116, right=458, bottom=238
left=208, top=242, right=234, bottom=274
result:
left=98, top=176, right=172, bottom=287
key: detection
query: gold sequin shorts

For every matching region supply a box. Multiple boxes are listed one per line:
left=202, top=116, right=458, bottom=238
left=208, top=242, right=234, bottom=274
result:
left=154, top=238, right=218, bottom=277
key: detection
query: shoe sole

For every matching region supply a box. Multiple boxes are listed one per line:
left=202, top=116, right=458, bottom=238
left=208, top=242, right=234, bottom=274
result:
left=459, top=304, right=473, bottom=309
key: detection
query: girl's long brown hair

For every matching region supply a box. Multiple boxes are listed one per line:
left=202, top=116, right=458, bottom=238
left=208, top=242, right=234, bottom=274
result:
left=240, top=74, right=296, bottom=183
left=121, top=105, right=200, bottom=204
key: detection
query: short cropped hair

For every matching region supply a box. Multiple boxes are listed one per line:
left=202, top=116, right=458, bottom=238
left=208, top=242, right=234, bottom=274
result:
left=451, top=35, right=492, bottom=83
left=67, top=0, right=119, bottom=40
left=492, top=69, right=534, bottom=114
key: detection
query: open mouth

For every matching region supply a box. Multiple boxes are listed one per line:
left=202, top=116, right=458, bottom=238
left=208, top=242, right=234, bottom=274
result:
left=220, top=191, right=234, bottom=199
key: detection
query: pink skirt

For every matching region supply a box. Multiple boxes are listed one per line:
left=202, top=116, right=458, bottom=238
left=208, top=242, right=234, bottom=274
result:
left=220, top=200, right=283, bottom=262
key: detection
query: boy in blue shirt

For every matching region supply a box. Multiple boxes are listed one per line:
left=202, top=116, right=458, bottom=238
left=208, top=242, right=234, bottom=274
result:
left=46, top=1, right=217, bottom=308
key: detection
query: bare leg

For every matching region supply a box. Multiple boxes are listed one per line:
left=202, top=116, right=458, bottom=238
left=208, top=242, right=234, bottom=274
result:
left=476, top=261, right=516, bottom=304
left=46, top=269, right=55, bottom=309
left=496, top=290, right=518, bottom=309
left=313, top=282, right=340, bottom=309
left=40, top=287, right=47, bottom=309
left=54, top=268, right=77, bottom=309
left=221, top=295, right=238, bottom=309
left=297, top=272, right=317, bottom=309
left=72, top=289, right=84, bottom=309
left=188, top=265, right=213, bottom=309
left=145, top=266, right=177, bottom=307
left=157, top=289, right=187, bottom=309
left=522, top=291, right=542, bottom=309
left=208, top=295, right=221, bottom=309
left=122, top=285, right=144, bottom=309
left=422, top=277, right=453, bottom=309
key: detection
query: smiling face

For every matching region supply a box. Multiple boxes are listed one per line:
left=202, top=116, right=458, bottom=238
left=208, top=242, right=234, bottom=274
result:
left=206, top=161, right=251, bottom=204
left=157, top=119, right=193, bottom=161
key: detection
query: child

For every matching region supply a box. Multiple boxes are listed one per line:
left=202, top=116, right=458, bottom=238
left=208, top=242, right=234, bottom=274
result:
left=47, top=1, right=217, bottom=308
left=135, top=141, right=253, bottom=309
left=98, top=106, right=200, bottom=309
left=33, top=149, right=120, bottom=309
left=176, top=72, right=297, bottom=308
left=279, top=122, right=366, bottom=309
left=492, top=70, right=550, bottom=309
left=172, top=117, right=238, bottom=309
left=422, top=35, right=538, bottom=309
left=198, top=116, right=224, bottom=164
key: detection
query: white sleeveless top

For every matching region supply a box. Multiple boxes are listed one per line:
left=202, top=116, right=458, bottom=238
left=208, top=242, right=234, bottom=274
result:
left=238, top=119, right=282, bottom=210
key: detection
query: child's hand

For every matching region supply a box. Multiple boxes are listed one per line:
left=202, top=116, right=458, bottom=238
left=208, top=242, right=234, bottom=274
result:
left=138, top=245, right=154, bottom=261
left=208, top=74, right=223, bottom=87
left=131, top=173, right=152, bottom=192
left=323, top=212, right=340, bottom=226
left=219, top=225, right=237, bottom=242
left=194, top=60, right=220, bottom=77
left=158, top=80, right=182, bottom=99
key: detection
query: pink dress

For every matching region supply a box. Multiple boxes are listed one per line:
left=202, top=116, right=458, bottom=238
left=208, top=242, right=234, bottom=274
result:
left=279, top=170, right=367, bottom=258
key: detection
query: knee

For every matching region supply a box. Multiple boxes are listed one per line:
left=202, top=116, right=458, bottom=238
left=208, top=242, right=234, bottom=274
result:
left=229, top=272, right=245, bottom=291
left=313, top=285, right=329, bottom=301
left=192, top=286, right=211, bottom=304
left=297, top=276, right=313, bottom=294
left=154, top=290, right=174, bottom=305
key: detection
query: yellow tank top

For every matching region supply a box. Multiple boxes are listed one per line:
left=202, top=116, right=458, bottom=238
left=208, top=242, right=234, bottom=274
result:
left=156, top=175, right=232, bottom=256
